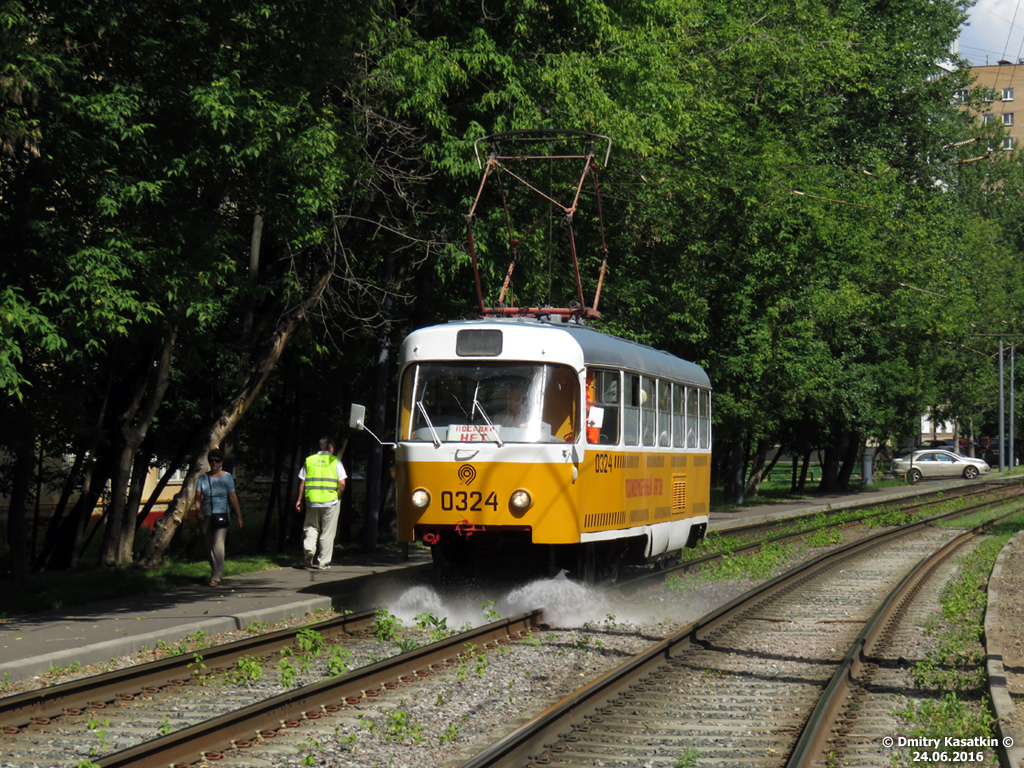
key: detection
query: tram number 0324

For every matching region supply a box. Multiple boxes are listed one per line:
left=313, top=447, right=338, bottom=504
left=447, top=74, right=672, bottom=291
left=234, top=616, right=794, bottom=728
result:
left=440, top=490, right=499, bottom=512
left=912, top=753, right=984, bottom=763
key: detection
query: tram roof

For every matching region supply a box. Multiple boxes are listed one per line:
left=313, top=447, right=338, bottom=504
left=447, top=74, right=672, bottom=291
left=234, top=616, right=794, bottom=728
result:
left=411, top=319, right=711, bottom=389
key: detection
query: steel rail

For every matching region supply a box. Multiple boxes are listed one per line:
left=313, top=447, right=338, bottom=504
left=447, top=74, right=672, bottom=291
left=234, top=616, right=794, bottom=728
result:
left=787, top=509, right=1019, bottom=768
left=94, top=609, right=545, bottom=768
left=703, top=481, right=1006, bottom=541
left=453, top=499, right=1015, bottom=768
left=0, top=608, right=378, bottom=729
left=625, top=481, right=1024, bottom=588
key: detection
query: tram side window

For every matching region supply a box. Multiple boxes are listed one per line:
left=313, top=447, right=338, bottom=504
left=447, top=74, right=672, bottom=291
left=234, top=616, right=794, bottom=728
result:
left=685, top=387, right=698, bottom=448
left=658, top=380, right=672, bottom=446
left=399, top=367, right=414, bottom=439
left=672, top=383, right=685, bottom=447
left=624, top=374, right=640, bottom=445
left=586, top=368, right=620, bottom=445
left=641, top=376, right=656, bottom=446
left=699, top=389, right=711, bottom=449
left=543, top=365, right=580, bottom=442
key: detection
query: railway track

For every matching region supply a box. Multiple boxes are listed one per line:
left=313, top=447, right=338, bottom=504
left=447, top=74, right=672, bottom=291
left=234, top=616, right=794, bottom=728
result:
left=458, top=505, right=1018, bottom=768
left=0, top=609, right=546, bottom=767
left=701, top=481, right=1005, bottom=543
left=1, top=485, right=1018, bottom=767
left=663, top=481, right=1022, bottom=578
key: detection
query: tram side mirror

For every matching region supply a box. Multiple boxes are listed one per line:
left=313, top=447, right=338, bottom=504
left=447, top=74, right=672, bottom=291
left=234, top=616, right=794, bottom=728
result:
left=349, top=403, right=367, bottom=431
left=348, top=403, right=396, bottom=449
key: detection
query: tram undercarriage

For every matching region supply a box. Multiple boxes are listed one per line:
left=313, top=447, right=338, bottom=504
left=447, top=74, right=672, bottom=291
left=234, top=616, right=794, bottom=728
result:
left=424, top=523, right=706, bottom=584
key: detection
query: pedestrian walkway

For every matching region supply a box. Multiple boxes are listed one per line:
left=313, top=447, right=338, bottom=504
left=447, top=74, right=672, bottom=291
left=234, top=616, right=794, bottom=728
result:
left=0, top=549, right=433, bottom=685
left=0, top=478, right=995, bottom=687
left=709, top=478, right=967, bottom=529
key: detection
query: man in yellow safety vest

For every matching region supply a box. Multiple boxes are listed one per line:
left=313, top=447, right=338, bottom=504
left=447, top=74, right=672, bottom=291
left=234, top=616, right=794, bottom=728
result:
left=295, top=437, right=347, bottom=570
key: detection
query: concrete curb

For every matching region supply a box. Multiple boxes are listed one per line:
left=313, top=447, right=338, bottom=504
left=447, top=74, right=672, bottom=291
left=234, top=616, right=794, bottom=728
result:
left=0, top=594, right=333, bottom=683
left=986, top=530, right=1024, bottom=768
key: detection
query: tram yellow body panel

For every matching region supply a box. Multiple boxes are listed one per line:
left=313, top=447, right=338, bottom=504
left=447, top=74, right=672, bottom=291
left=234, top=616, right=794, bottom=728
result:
left=397, top=448, right=711, bottom=545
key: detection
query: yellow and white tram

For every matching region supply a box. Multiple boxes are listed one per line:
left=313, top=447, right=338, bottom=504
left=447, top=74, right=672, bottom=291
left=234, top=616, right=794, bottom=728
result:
left=392, top=316, right=711, bottom=580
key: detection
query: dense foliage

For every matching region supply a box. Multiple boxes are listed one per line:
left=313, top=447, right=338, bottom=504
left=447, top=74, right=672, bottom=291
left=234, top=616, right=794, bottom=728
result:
left=3, top=0, right=1020, bottom=580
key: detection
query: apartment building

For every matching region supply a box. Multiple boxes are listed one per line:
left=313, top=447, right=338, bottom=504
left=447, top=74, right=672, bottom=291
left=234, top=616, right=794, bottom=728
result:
left=964, top=62, right=1024, bottom=150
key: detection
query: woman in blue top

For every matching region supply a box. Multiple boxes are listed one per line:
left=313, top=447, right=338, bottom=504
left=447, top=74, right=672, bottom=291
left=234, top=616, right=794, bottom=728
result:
left=193, top=448, right=243, bottom=587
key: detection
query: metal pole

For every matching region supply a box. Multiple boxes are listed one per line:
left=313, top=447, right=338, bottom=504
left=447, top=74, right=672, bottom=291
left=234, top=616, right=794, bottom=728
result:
left=999, top=338, right=1005, bottom=472
left=1011, top=345, right=1016, bottom=469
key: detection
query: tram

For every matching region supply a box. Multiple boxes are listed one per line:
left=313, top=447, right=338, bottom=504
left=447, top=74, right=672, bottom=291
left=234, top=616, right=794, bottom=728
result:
left=385, top=316, right=711, bottom=580
left=351, top=131, right=712, bottom=579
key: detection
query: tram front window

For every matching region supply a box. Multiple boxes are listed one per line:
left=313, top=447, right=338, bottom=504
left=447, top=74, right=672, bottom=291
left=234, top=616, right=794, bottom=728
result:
left=403, top=362, right=578, bottom=443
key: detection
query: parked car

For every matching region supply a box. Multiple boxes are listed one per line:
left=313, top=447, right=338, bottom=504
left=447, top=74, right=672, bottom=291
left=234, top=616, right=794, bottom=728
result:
left=983, top=439, right=1024, bottom=467
left=958, top=438, right=988, bottom=458
left=919, top=439, right=956, bottom=450
left=891, top=449, right=990, bottom=482
left=916, top=439, right=987, bottom=458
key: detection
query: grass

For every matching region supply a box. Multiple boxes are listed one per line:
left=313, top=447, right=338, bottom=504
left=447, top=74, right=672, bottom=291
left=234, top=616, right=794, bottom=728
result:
left=888, top=510, right=1024, bottom=766
left=709, top=473, right=907, bottom=512
left=0, top=501, right=395, bottom=619
left=0, top=551, right=301, bottom=619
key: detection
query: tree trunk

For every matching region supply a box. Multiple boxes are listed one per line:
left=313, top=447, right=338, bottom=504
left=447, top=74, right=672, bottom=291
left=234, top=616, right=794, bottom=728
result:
left=362, top=248, right=399, bottom=552
left=99, top=330, right=176, bottom=566
left=742, top=439, right=771, bottom=498
left=124, top=447, right=152, bottom=534
left=242, top=210, right=264, bottom=341
left=761, top=444, right=785, bottom=483
left=44, top=366, right=115, bottom=570
left=797, top=450, right=812, bottom=492
left=138, top=265, right=332, bottom=568
left=6, top=435, right=35, bottom=588
left=819, top=433, right=845, bottom=493
left=724, top=435, right=746, bottom=505
left=260, top=370, right=291, bottom=553
left=362, top=335, right=390, bottom=552
left=285, top=371, right=302, bottom=549
left=44, top=451, right=113, bottom=571
left=35, top=448, right=85, bottom=569
left=836, top=432, right=861, bottom=491
left=135, top=429, right=200, bottom=532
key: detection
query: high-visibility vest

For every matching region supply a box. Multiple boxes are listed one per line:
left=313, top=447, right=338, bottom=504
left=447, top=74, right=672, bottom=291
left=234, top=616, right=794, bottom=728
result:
left=304, top=454, right=339, bottom=503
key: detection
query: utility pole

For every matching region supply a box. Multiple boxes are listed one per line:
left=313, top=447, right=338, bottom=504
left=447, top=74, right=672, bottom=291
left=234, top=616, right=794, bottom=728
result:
left=1011, top=345, right=1016, bottom=468
left=999, top=338, right=1005, bottom=472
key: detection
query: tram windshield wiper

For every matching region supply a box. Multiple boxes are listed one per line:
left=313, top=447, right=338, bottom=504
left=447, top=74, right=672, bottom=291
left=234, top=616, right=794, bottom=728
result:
left=415, top=400, right=442, bottom=447
left=472, top=384, right=504, bottom=447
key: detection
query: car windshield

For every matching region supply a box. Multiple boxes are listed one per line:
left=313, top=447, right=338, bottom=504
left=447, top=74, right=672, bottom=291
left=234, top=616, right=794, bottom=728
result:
left=400, top=362, right=579, bottom=444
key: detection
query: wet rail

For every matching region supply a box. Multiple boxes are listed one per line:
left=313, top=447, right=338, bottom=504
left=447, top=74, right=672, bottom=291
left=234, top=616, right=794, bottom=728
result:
left=455, top=500, right=1018, bottom=767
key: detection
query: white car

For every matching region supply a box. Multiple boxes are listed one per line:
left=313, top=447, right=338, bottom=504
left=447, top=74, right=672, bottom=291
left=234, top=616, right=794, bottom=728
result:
left=892, top=449, right=990, bottom=482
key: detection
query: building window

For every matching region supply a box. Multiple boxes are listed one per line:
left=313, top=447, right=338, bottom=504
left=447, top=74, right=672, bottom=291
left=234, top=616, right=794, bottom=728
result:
left=1004, top=87, right=1015, bottom=101
left=956, top=88, right=969, bottom=102
left=1004, top=113, right=1015, bottom=126
left=984, top=113, right=994, bottom=125
left=1005, top=137, right=1015, bottom=150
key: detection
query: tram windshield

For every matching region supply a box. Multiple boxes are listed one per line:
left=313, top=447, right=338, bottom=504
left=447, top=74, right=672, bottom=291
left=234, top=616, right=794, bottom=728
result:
left=401, top=362, right=579, bottom=444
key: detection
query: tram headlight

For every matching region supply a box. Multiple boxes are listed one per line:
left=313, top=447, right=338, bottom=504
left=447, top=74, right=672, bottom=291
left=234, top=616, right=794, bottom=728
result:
left=411, top=489, right=431, bottom=509
left=509, top=489, right=532, bottom=511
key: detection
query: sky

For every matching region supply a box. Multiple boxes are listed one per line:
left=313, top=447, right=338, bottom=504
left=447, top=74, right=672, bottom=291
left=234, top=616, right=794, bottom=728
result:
left=959, top=0, right=1024, bottom=65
